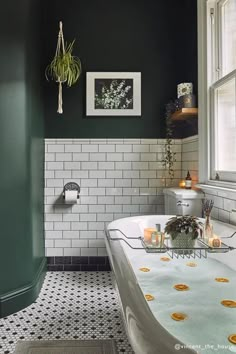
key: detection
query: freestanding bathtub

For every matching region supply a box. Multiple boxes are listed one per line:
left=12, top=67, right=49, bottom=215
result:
left=105, top=215, right=236, bottom=354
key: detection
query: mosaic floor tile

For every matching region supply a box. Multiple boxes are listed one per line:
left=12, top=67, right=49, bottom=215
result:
left=0, top=272, right=133, bottom=354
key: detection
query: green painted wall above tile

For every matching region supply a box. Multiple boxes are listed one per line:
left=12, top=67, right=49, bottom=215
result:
left=42, top=0, right=197, bottom=138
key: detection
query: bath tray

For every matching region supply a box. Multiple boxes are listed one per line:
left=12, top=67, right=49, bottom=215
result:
left=106, top=228, right=235, bottom=259
left=198, top=239, right=232, bottom=253
left=141, top=237, right=209, bottom=258
left=141, top=238, right=167, bottom=253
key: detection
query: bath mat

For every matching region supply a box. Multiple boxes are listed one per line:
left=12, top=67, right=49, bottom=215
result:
left=14, top=339, right=117, bottom=354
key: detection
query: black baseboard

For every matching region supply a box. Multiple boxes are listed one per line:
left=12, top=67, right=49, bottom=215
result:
left=47, top=256, right=111, bottom=271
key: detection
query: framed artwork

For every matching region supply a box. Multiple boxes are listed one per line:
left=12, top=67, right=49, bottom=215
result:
left=86, top=72, right=141, bottom=116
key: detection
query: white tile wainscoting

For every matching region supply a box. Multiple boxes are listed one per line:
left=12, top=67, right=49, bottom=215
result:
left=181, top=135, right=198, bottom=187
left=44, top=137, right=198, bottom=258
left=182, top=137, right=236, bottom=227
left=201, top=188, right=236, bottom=226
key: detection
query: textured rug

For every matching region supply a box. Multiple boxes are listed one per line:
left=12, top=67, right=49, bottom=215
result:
left=14, top=340, right=117, bottom=354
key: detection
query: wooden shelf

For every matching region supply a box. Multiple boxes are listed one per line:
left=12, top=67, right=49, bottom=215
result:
left=171, top=108, right=198, bottom=121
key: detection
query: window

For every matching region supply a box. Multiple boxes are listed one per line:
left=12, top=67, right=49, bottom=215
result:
left=212, top=73, right=236, bottom=180
left=220, top=0, right=236, bottom=76
left=204, top=0, right=236, bottom=184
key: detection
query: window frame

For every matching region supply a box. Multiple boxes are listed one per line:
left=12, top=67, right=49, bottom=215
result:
left=198, top=0, right=236, bottom=188
left=210, top=69, right=236, bottom=182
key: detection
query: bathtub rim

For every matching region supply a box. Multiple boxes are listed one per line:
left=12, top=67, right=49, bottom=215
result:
left=105, top=214, right=236, bottom=354
left=105, top=224, right=196, bottom=354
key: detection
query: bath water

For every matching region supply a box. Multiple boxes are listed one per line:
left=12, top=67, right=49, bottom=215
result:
left=130, top=252, right=236, bottom=354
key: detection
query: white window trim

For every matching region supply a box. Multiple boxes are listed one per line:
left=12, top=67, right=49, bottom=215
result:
left=211, top=70, right=236, bottom=181
left=197, top=0, right=236, bottom=191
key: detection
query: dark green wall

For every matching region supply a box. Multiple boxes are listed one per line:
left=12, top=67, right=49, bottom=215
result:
left=42, top=0, right=198, bottom=138
left=0, top=0, right=45, bottom=317
left=172, top=0, right=198, bottom=139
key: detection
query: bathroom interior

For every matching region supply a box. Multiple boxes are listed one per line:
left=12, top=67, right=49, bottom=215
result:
left=1, top=0, right=236, bottom=353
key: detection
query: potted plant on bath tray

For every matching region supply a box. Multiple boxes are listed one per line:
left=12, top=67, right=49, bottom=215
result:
left=164, top=215, right=203, bottom=254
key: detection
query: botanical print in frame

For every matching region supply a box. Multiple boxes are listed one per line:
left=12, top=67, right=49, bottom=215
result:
left=86, top=72, right=141, bottom=116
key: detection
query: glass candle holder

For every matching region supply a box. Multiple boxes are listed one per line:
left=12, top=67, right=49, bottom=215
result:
left=208, top=236, right=221, bottom=248
left=144, top=228, right=156, bottom=244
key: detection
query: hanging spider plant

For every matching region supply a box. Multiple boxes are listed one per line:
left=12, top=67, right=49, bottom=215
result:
left=45, top=21, right=82, bottom=114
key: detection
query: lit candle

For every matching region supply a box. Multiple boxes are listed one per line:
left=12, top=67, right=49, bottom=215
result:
left=208, top=236, right=221, bottom=248
left=144, top=228, right=157, bottom=243
left=208, top=238, right=214, bottom=247
left=179, top=180, right=186, bottom=188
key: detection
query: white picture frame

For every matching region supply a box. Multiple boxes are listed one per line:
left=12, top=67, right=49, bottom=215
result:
left=86, top=72, right=141, bottom=116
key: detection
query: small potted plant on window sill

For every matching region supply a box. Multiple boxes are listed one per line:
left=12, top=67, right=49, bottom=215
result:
left=164, top=215, right=203, bottom=253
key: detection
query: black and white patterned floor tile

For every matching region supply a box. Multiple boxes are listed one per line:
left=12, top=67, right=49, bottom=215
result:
left=0, top=272, right=133, bottom=354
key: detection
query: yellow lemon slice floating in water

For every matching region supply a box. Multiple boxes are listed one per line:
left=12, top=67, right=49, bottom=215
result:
left=215, top=277, right=230, bottom=283
left=221, top=300, right=236, bottom=308
left=160, top=257, right=171, bottom=262
left=171, top=312, right=188, bottom=321
left=228, top=334, right=236, bottom=345
left=186, top=262, right=197, bottom=267
left=145, top=294, right=155, bottom=301
left=174, top=284, right=190, bottom=291
left=139, top=267, right=150, bottom=272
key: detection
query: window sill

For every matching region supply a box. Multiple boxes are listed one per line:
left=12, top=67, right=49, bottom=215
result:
left=196, top=183, right=236, bottom=198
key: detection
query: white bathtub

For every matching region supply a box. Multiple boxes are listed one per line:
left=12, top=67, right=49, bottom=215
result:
left=105, top=215, right=236, bottom=354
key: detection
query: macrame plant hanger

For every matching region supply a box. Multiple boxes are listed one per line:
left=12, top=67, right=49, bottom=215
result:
left=56, top=21, right=65, bottom=114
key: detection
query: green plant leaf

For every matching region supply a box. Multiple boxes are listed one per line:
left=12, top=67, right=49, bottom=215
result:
left=45, top=38, right=82, bottom=87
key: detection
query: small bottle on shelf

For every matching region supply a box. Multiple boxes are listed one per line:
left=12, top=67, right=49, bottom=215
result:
left=185, top=171, right=192, bottom=189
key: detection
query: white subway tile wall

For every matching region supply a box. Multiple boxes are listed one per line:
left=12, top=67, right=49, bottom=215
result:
left=202, top=188, right=236, bottom=226
left=45, top=138, right=183, bottom=257
left=181, top=135, right=236, bottom=227
left=181, top=135, right=199, bottom=186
